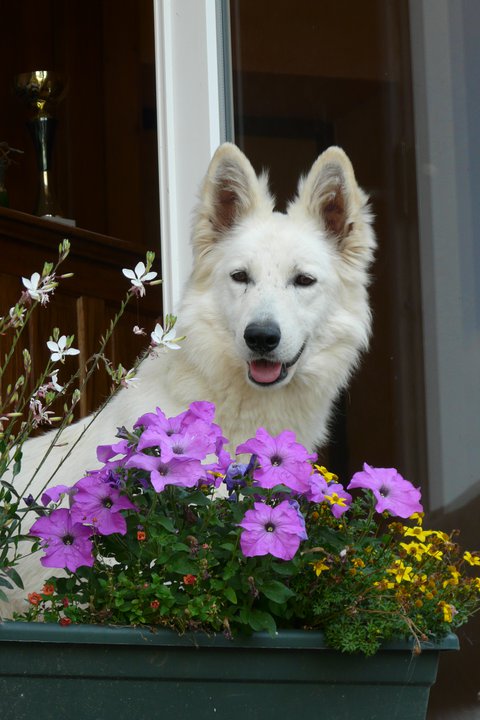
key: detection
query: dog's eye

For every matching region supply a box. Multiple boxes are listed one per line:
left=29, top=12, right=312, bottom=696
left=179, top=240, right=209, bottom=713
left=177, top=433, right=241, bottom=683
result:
left=294, top=274, right=316, bottom=287
left=230, top=271, right=249, bottom=284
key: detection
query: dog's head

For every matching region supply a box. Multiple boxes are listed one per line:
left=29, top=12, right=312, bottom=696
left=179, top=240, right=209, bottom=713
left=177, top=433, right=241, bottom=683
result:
left=184, top=143, right=376, bottom=391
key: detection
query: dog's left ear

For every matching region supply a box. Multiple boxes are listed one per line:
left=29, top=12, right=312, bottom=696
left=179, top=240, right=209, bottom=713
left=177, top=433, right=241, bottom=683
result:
left=291, top=147, right=375, bottom=263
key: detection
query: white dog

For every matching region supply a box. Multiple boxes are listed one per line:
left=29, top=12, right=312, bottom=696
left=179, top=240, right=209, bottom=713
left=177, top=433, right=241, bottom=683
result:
left=3, top=143, right=375, bottom=613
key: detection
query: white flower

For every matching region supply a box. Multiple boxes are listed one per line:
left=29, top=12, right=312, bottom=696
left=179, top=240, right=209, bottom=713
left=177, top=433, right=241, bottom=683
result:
left=8, top=305, right=26, bottom=328
left=151, top=323, right=181, bottom=350
left=121, top=368, right=140, bottom=388
left=132, top=325, right=146, bottom=336
left=46, top=335, right=80, bottom=363
left=49, top=371, right=64, bottom=393
left=22, top=272, right=55, bottom=305
left=122, top=262, right=157, bottom=297
left=29, top=398, right=54, bottom=428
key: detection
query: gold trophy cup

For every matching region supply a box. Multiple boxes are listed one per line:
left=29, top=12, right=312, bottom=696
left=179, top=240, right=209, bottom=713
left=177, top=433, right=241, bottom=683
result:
left=15, top=70, right=67, bottom=217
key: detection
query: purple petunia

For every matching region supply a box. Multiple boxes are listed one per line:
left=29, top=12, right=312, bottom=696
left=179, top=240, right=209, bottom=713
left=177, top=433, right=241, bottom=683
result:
left=41, top=483, right=77, bottom=507
left=125, top=452, right=203, bottom=493
left=70, top=474, right=136, bottom=535
left=347, top=463, right=423, bottom=518
left=30, top=508, right=94, bottom=571
left=154, top=423, right=216, bottom=462
left=238, top=500, right=308, bottom=560
left=236, top=428, right=316, bottom=494
left=96, top=439, right=130, bottom=464
left=307, top=472, right=352, bottom=518
left=134, top=402, right=226, bottom=460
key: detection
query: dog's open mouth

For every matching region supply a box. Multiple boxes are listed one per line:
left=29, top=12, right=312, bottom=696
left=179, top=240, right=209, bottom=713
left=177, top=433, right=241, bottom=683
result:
left=248, top=344, right=305, bottom=386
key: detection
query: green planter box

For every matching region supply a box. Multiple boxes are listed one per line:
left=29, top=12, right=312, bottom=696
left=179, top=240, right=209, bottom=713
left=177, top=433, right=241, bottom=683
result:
left=0, top=623, right=458, bottom=720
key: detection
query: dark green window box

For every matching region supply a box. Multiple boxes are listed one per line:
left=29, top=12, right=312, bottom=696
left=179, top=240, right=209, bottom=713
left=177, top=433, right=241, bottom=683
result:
left=0, top=623, right=459, bottom=720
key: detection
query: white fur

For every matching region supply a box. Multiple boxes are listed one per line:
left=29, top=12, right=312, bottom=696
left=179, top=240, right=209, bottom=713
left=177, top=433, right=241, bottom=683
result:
left=1, top=143, right=375, bottom=615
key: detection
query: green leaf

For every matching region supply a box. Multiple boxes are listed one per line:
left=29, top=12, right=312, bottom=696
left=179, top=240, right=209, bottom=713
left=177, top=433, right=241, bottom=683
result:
left=224, top=587, right=237, bottom=604
left=0, top=587, right=9, bottom=602
left=12, top=449, right=23, bottom=478
left=270, top=561, right=297, bottom=576
left=220, top=542, right=236, bottom=552
left=242, top=608, right=277, bottom=636
left=170, top=558, right=197, bottom=575
left=260, top=579, right=295, bottom=603
left=185, top=490, right=211, bottom=507
left=157, top=516, right=176, bottom=532
left=5, top=566, right=24, bottom=589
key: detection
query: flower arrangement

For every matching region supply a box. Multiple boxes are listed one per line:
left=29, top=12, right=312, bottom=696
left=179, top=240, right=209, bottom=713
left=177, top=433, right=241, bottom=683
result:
left=19, top=402, right=480, bottom=656
left=0, top=241, right=172, bottom=605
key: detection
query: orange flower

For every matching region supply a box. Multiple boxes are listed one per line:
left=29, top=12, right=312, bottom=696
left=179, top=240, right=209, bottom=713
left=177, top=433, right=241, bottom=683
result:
left=183, top=574, right=197, bottom=585
left=28, top=592, right=43, bottom=606
left=42, top=583, right=55, bottom=596
left=137, top=530, right=146, bottom=541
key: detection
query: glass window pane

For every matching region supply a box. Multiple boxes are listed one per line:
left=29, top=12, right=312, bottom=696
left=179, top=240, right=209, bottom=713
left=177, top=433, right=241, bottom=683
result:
left=229, top=2, right=480, bottom=716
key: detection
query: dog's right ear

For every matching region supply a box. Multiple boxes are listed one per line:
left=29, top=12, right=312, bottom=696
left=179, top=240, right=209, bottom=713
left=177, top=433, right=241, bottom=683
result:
left=192, top=143, right=273, bottom=257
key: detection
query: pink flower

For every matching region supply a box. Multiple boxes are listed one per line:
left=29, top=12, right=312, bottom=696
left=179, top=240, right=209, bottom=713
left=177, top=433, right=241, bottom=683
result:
left=70, top=475, right=136, bottom=535
left=236, top=428, right=316, bottom=494
left=347, top=463, right=423, bottom=518
left=239, top=500, right=308, bottom=561
left=30, top=509, right=94, bottom=572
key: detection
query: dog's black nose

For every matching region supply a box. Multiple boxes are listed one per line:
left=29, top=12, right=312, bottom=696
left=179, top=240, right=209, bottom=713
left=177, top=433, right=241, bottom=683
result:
left=244, top=322, right=281, bottom=353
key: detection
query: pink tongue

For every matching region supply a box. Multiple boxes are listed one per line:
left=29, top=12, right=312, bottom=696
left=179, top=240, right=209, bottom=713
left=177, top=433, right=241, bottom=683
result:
left=249, top=360, right=283, bottom=384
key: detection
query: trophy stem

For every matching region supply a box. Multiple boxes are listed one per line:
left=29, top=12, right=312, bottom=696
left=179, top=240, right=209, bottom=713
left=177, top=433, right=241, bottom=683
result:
left=27, top=116, right=61, bottom=217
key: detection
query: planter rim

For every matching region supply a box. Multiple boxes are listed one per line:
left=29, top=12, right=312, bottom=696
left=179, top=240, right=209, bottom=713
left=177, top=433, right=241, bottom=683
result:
left=0, top=621, right=460, bottom=651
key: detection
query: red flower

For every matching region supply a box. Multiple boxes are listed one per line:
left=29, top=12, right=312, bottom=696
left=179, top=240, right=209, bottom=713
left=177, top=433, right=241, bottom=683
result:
left=59, top=617, right=72, bottom=626
left=183, top=574, right=197, bottom=586
left=28, top=592, right=43, bottom=606
left=150, top=599, right=160, bottom=609
left=42, top=583, right=55, bottom=596
left=137, top=530, right=146, bottom=541
left=62, top=597, right=70, bottom=607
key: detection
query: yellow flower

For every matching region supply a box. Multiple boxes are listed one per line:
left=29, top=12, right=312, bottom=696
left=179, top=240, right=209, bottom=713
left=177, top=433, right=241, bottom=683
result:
left=400, top=542, right=427, bottom=561
left=443, top=568, right=461, bottom=588
left=464, top=551, right=480, bottom=567
left=314, top=465, right=339, bottom=483
left=409, top=512, right=424, bottom=526
left=412, top=573, right=428, bottom=586
left=386, top=560, right=413, bottom=583
left=310, top=560, right=330, bottom=576
left=403, top=526, right=430, bottom=542
left=425, top=544, right=443, bottom=560
left=324, top=492, right=347, bottom=508
left=374, top=579, right=396, bottom=590
left=472, top=578, right=480, bottom=592
left=428, top=529, right=450, bottom=542
left=438, top=601, right=456, bottom=623
left=352, top=557, right=366, bottom=569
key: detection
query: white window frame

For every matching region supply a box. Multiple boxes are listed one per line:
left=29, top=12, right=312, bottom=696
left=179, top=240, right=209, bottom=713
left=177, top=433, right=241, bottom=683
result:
left=153, top=0, right=233, bottom=314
